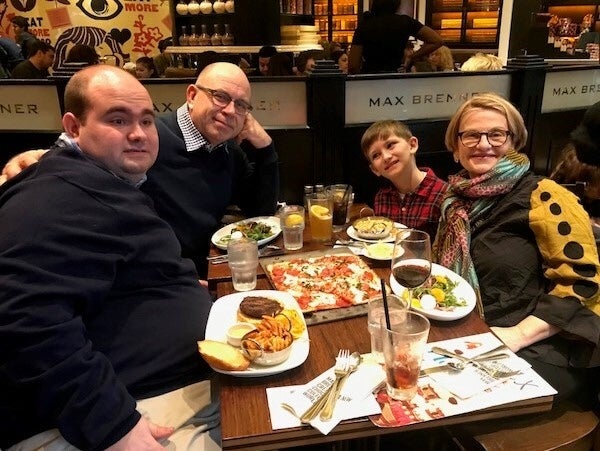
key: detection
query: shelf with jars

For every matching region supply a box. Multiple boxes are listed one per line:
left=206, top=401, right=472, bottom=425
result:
left=426, top=0, right=503, bottom=48
left=314, top=0, right=358, bottom=45
left=173, top=0, right=316, bottom=48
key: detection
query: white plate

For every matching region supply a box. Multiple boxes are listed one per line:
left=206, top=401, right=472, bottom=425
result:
left=389, top=263, right=476, bottom=321
left=346, top=222, right=407, bottom=243
left=211, top=216, right=282, bottom=250
left=204, top=290, right=309, bottom=377
left=359, top=242, right=395, bottom=261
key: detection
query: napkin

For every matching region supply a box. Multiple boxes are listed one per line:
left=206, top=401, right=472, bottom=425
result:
left=268, top=359, right=385, bottom=435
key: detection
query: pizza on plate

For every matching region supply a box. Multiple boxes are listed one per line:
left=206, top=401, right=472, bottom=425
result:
left=265, top=253, right=382, bottom=312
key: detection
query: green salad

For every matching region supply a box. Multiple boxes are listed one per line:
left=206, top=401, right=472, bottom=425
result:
left=217, top=221, right=274, bottom=245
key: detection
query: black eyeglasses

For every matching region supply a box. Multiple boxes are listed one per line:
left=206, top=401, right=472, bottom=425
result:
left=457, top=129, right=512, bottom=148
left=195, top=85, right=253, bottom=115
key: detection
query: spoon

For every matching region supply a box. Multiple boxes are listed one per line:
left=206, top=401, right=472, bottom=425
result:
left=320, top=351, right=362, bottom=421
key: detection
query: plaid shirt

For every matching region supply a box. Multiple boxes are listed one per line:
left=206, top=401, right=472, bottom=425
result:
left=373, top=167, right=448, bottom=238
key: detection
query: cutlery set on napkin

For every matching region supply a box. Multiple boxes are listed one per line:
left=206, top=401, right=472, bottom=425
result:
left=266, top=352, right=386, bottom=435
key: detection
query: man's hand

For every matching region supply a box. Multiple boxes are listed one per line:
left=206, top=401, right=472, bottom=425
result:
left=105, top=416, right=174, bottom=451
left=2, top=149, right=48, bottom=182
left=235, top=113, right=272, bottom=148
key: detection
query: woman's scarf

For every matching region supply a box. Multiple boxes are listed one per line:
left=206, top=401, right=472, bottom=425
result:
left=432, top=150, right=530, bottom=318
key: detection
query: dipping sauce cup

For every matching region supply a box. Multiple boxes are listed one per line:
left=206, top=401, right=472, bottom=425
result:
left=382, top=311, right=430, bottom=401
left=307, top=192, right=333, bottom=242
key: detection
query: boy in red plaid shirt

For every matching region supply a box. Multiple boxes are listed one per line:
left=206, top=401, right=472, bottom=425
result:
left=361, top=120, right=448, bottom=238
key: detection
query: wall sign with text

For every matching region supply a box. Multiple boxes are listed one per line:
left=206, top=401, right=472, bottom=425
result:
left=0, top=85, right=62, bottom=132
left=345, top=74, right=511, bottom=125
left=541, top=69, right=600, bottom=113
left=145, top=81, right=307, bottom=128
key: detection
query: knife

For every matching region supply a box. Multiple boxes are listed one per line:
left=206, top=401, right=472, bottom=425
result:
left=420, top=351, right=509, bottom=376
left=430, top=346, right=512, bottom=371
left=208, top=249, right=285, bottom=264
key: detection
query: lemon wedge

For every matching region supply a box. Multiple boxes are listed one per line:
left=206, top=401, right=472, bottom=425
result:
left=285, top=213, right=304, bottom=227
left=310, top=205, right=331, bottom=219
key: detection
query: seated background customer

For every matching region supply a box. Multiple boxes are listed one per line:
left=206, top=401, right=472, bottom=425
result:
left=0, top=65, right=218, bottom=450
left=460, top=52, right=503, bottom=71
left=433, top=92, right=600, bottom=409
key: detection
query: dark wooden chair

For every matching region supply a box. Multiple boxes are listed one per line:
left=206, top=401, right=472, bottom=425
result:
left=450, top=401, right=599, bottom=451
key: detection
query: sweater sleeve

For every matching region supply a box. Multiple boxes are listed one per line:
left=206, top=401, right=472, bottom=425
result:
left=528, top=179, right=600, bottom=345
left=0, top=176, right=140, bottom=450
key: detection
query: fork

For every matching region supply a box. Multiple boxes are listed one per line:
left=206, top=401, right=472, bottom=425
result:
left=300, top=349, right=349, bottom=423
left=431, top=347, right=521, bottom=379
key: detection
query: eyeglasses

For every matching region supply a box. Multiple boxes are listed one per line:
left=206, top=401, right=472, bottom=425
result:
left=195, top=85, right=253, bottom=115
left=457, top=129, right=512, bottom=148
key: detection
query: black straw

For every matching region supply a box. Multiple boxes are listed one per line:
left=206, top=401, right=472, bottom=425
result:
left=380, top=278, right=391, bottom=330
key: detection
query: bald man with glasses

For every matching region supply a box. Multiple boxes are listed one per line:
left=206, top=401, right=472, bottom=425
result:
left=142, top=62, right=279, bottom=276
left=3, top=62, right=279, bottom=277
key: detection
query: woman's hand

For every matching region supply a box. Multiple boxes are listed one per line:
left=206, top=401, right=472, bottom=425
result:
left=491, top=316, right=560, bottom=353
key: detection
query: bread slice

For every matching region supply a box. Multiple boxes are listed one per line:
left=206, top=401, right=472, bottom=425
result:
left=197, top=340, right=250, bottom=371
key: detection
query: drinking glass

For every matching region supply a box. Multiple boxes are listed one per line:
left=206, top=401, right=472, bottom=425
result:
left=367, top=294, right=408, bottom=364
left=326, top=184, right=352, bottom=231
left=307, top=192, right=333, bottom=242
left=281, top=205, right=305, bottom=250
left=382, top=311, right=430, bottom=400
left=391, top=229, right=431, bottom=306
left=227, top=236, right=258, bottom=291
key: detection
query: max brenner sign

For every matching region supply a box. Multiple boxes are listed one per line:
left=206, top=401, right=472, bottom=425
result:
left=541, top=69, right=600, bottom=113
left=145, top=81, right=307, bottom=128
left=345, top=74, right=511, bottom=124
left=0, top=84, right=62, bottom=132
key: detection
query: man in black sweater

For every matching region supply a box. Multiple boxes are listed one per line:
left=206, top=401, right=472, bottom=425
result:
left=0, top=66, right=218, bottom=450
left=2, top=62, right=279, bottom=277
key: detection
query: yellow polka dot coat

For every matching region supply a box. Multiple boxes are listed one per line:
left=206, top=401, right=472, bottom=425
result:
left=471, top=173, right=600, bottom=368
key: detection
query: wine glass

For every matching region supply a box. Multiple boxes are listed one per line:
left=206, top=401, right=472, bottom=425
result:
left=391, top=229, right=432, bottom=307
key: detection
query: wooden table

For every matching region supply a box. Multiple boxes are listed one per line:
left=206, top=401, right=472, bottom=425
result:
left=208, top=209, right=555, bottom=451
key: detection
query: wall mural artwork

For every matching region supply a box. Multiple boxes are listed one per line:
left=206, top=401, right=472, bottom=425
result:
left=0, top=0, right=171, bottom=67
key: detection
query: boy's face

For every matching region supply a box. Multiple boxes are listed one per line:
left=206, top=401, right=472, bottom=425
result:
left=366, top=134, right=418, bottom=178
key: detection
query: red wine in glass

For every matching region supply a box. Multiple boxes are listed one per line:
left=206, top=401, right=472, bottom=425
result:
left=392, top=263, right=430, bottom=288
left=391, top=229, right=432, bottom=303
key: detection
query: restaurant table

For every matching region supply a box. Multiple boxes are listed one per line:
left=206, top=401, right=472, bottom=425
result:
left=208, top=207, right=555, bottom=451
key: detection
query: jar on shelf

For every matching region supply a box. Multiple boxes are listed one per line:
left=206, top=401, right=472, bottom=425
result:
left=211, top=24, right=223, bottom=45
left=213, top=0, right=226, bottom=13
left=178, top=25, right=189, bottom=46
left=222, top=23, right=234, bottom=45
left=188, top=0, right=201, bottom=14
left=176, top=0, right=189, bottom=15
left=199, top=24, right=211, bottom=45
left=188, top=24, right=200, bottom=45
left=200, top=0, right=213, bottom=14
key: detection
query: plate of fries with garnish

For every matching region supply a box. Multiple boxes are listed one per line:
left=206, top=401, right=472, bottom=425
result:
left=202, top=290, right=309, bottom=377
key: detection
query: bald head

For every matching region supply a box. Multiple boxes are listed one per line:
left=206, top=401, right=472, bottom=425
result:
left=197, top=62, right=251, bottom=98
left=65, top=66, right=147, bottom=122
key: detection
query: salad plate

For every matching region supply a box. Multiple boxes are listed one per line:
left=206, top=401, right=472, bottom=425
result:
left=389, top=263, right=476, bottom=321
left=211, top=216, right=281, bottom=250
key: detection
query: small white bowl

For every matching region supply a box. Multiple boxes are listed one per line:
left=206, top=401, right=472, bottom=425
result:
left=365, top=242, right=394, bottom=260
left=226, top=322, right=256, bottom=347
left=240, top=331, right=293, bottom=366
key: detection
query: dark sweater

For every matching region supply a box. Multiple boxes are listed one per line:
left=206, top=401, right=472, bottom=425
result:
left=0, top=145, right=212, bottom=450
left=143, top=111, right=279, bottom=276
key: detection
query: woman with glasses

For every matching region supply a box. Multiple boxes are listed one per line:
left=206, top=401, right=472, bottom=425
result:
left=433, top=92, right=600, bottom=410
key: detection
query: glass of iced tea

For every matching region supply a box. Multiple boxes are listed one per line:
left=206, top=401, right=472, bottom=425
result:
left=307, top=192, right=333, bottom=242
left=381, top=311, right=430, bottom=401
left=326, top=184, right=352, bottom=231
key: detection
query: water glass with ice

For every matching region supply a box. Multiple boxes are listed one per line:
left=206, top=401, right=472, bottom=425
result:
left=227, top=233, right=258, bottom=291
